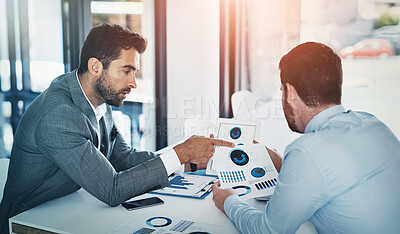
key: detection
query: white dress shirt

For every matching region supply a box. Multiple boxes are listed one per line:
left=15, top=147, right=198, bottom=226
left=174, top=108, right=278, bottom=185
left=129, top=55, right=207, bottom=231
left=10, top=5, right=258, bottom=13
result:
left=75, top=72, right=181, bottom=175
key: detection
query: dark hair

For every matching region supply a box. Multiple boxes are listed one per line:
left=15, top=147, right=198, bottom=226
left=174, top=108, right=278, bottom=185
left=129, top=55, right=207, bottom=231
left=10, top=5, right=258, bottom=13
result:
left=279, top=42, right=342, bottom=107
left=77, top=23, right=147, bottom=75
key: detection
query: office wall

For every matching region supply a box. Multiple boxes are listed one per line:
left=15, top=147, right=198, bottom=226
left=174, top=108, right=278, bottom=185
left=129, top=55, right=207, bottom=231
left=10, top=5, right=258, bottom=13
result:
left=167, top=0, right=220, bottom=145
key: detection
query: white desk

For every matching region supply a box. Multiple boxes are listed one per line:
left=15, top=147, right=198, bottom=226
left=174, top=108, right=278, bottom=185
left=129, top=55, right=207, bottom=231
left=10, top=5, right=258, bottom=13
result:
left=8, top=185, right=249, bottom=233
left=9, top=175, right=316, bottom=234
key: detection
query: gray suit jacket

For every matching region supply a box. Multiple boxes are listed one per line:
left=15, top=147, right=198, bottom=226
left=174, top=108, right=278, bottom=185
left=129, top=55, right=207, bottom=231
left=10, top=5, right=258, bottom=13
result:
left=0, top=71, right=169, bottom=233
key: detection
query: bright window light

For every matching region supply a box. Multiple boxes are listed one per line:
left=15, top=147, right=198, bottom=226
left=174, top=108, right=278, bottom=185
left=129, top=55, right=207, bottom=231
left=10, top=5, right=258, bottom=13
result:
left=91, top=1, right=143, bottom=15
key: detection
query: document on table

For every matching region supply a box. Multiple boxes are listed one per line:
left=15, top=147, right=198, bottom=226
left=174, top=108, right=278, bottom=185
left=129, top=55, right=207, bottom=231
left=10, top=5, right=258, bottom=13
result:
left=151, top=173, right=218, bottom=199
left=111, top=215, right=229, bottom=234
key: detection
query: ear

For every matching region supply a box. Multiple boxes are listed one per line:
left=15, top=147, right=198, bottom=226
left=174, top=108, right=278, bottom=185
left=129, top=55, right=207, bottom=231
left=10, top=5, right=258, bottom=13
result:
left=285, top=83, right=298, bottom=105
left=87, top=58, right=103, bottom=78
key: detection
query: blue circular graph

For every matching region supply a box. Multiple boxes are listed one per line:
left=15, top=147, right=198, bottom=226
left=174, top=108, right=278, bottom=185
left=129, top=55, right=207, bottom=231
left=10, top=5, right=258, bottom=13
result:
left=230, top=149, right=249, bottom=166
left=232, top=185, right=252, bottom=197
left=146, top=216, right=172, bottom=227
left=230, top=127, right=242, bottom=139
left=251, top=167, right=266, bottom=178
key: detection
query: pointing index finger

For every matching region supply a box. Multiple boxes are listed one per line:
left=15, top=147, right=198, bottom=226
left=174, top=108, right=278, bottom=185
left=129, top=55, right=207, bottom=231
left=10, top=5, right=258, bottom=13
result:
left=210, top=138, right=235, bottom=148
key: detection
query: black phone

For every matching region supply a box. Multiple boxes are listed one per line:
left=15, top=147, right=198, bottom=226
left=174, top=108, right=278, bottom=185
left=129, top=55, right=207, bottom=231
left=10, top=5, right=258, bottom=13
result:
left=122, top=197, right=164, bottom=211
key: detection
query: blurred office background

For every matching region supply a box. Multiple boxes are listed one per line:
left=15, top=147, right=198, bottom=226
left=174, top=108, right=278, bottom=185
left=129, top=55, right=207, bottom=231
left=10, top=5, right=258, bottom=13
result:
left=0, top=0, right=399, bottom=158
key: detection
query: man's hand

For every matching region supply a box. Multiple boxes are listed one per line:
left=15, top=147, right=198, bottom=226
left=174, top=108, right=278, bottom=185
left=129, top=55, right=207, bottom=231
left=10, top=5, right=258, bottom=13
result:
left=212, top=181, right=236, bottom=214
left=174, top=135, right=234, bottom=165
left=184, top=162, right=208, bottom=171
left=253, top=140, right=282, bottom=173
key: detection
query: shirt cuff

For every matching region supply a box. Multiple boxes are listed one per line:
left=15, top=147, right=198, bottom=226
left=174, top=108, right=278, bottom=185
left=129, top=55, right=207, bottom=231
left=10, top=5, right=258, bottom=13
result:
left=159, top=149, right=181, bottom=176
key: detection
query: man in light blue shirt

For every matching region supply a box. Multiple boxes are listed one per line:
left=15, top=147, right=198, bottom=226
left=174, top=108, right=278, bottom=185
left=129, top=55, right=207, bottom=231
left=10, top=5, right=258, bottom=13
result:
left=212, top=42, right=400, bottom=233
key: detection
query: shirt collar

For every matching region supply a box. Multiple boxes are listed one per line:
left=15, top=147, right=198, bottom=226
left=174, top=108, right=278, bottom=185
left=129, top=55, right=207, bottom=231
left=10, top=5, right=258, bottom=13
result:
left=304, top=105, right=346, bottom=133
left=75, top=71, right=107, bottom=122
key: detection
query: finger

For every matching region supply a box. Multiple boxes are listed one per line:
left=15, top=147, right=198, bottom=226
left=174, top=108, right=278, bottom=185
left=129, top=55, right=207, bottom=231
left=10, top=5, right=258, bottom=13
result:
left=210, top=139, right=235, bottom=147
left=253, top=139, right=259, bottom=144
left=211, top=182, right=221, bottom=191
left=196, top=162, right=208, bottom=170
left=184, top=163, right=191, bottom=172
left=210, top=133, right=215, bottom=138
left=209, top=145, right=215, bottom=152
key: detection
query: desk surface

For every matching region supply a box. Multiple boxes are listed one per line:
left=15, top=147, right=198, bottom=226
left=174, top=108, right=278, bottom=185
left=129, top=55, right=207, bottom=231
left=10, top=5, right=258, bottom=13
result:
left=9, top=179, right=316, bottom=234
left=9, top=187, right=253, bottom=233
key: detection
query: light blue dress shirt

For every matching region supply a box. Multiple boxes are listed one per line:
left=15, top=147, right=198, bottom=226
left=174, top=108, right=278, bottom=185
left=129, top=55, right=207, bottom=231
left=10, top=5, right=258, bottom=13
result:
left=224, top=105, right=400, bottom=234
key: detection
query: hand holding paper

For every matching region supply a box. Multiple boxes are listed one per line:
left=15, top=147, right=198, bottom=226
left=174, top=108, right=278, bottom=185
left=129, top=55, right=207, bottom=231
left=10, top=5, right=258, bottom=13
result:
left=212, top=144, right=279, bottom=200
left=253, top=139, right=282, bottom=172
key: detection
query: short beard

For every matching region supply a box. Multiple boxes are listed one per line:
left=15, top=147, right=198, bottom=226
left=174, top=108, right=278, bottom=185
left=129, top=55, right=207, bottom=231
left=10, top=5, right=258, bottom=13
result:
left=283, top=98, right=300, bottom=133
left=95, top=71, right=125, bottom=107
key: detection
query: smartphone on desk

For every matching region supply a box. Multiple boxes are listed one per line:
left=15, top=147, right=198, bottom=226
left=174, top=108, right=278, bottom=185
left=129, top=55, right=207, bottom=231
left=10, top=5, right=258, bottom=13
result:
left=122, top=196, right=164, bottom=211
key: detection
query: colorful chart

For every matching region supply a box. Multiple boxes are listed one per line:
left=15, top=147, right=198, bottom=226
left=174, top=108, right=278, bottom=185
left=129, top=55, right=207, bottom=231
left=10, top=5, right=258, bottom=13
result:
left=168, top=175, right=194, bottom=190
left=230, top=149, right=249, bottom=166
left=230, top=127, right=242, bottom=139
left=133, top=227, right=155, bottom=234
left=219, top=170, right=246, bottom=183
left=213, top=144, right=279, bottom=199
left=255, top=178, right=277, bottom=190
left=171, top=220, right=195, bottom=232
left=115, top=215, right=229, bottom=233
left=251, top=167, right=266, bottom=178
left=232, top=185, right=252, bottom=197
left=146, top=217, right=172, bottom=228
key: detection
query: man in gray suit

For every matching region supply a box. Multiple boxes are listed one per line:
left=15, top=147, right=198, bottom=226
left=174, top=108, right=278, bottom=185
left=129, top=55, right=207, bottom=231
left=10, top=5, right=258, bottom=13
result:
left=0, top=23, right=233, bottom=233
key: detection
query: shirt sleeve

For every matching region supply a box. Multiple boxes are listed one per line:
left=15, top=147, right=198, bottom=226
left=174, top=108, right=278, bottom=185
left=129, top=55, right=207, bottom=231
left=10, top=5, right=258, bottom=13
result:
left=108, top=124, right=181, bottom=175
left=159, top=149, right=181, bottom=175
left=224, top=144, right=330, bottom=234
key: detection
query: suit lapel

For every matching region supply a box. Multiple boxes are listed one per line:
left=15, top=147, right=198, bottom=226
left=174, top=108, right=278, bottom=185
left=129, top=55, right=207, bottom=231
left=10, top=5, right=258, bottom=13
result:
left=67, top=70, right=115, bottom=159
left=67, top=70, right=98, bottom=131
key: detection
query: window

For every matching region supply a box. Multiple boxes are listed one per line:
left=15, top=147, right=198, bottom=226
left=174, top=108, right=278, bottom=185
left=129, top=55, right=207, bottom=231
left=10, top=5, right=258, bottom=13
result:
left=90, top=0, right=157, bottom=150
left=241, top=0, right=400, bottom=140
left=0, top=0, right=159, bottom=156
left=91, top=0, right=144, bottom=78
left=0, top=0, right=64, bottom=157
left=28, top=0, right=64, bottom=92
